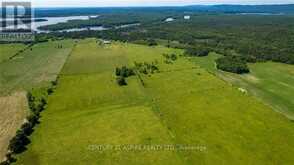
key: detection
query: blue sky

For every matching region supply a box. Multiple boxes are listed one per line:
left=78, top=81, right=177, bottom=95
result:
left=30, top=0, right=294, bottom=7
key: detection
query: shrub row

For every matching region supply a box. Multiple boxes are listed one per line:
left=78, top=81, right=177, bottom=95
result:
left=184, top=47, right=210, bottom=57
left=115, top=66, right=135, bottom=78
left=134, top=61, right=159, bottom=75
left=146, top=39, right=158, bottom=47
left=115, top=66, right=135, bottom=86
left=216, top=56, right=250, bottom=74
left=115, top=61, right=159, bottom=86
left=163, top=53, right=177, bottom=64
left=8, top=44, right=34, bottom=61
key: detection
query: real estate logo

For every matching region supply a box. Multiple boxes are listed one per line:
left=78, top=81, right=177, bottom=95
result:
left=0, top=1, right=34, bottom=42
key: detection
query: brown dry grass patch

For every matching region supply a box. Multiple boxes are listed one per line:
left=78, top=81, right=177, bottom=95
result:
left=0, top=92, right=28, bottom=161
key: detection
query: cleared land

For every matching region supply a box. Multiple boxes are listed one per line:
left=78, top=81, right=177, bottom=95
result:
left=16, top=39, right=182, bottom=164
left=0, top=40, right=74, bottom=161
left=0, top=92, right=28, bottom=161
left=0, top=40, right=74, bottom=95
left=0, top=44, right=26, bottom=63
left=190, top=53, right=294, bottom=119
left=15, top=39, right=294, bottom=164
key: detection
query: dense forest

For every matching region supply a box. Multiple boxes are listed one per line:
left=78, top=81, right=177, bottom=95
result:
left=39, top=13, right=294, bottom=68
left=38, top=12, right=169, bottom=31
left=2, top=7, right=292, bottom=73
left=216, top=56, right=250, bottom=74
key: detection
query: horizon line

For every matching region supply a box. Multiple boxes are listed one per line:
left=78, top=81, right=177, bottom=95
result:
left=32, top=3, right=294, bottom=8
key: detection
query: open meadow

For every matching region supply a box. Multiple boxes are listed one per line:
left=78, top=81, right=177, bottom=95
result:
left=0, top=40, right=74, bottom=95
left=15, top=39, right=294, bottom=164
left=190, top=53, right=294, bottom=120
left=0, top=44, right=27, bottom=63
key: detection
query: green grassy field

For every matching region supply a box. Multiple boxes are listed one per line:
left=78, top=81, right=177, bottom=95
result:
left=190, top=53, right=294, bottom=119
left=15, top=39, right=294, bottom=164
left=0, top=40, right=74, bottom=95
left=0, top=44, right=27, bottom=63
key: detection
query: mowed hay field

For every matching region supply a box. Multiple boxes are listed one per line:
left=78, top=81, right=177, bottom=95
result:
left=0, top=40, right=74, bottom=95
left=190, top=54, right=294, bottom=119
left=0, top=43, right=26, bottom=63
left=16, top=39, right=294, bottom=164
left=0, top=92, right=28, bottom=161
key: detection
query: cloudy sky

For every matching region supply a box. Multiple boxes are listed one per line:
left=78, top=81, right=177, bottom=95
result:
left=24, top=0, right=294, bottom=7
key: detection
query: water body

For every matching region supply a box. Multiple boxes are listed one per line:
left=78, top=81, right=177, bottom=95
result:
left=41, top=23, right=140, bottom=33
left=33, top=16, right=94, bottom=31
left=2, top=16, right=140, bottom=33
left=115, top=23, right=141, bottom=29
left=238, top=13, right=285, bottom=15
left=59, top=26, right=107, bottom=33
left=2, top=16, right=96, bottom=32
left=165, top=18, right=175, bottom=22
left=184, top=16, right=191, bottom=20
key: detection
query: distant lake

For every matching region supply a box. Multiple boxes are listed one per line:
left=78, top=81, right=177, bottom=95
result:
left=238, top=13, right=285, bottom=15
left=33, top=16, right=94, bottom=32
left=2, top=16, right=97, bottom=33
left=42, top=23, right=140, bottom=33
left=165, top=18, right=175, bottom=22
left=2, top=15, right=140, bottom=33
left=58, top=26, right=107, bottom=33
